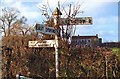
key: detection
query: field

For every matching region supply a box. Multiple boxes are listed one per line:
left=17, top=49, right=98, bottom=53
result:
left=112, top=47, right=120, bottom=59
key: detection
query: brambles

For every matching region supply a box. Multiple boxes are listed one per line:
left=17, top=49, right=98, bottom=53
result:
left=2, top=34, right=120, bottom=78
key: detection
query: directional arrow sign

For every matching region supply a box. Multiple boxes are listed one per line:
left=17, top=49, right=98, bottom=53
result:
left=61, top=17, right=93, bottom=25
left=28, top=40, right=55, bottom=47
left=34, top=23, right=58, bottom=35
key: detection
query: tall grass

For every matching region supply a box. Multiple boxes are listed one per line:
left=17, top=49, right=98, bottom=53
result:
left=112, top=48, right=120, bottom=59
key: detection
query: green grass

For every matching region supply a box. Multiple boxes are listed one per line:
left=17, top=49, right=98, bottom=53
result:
left=112, top=48, right=120, bottom=59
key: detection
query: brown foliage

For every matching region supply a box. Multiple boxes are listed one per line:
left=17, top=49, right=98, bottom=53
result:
left=1, top=21, right=120, bottom=78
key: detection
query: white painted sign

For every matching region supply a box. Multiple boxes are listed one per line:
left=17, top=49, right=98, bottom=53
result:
left=28, top=40, right=55, bottom=47
left=34, top=24, right=58, bottom=35
left=61, top=17, right=93, bottom=25
left=19, top=76, right=33, bottom=79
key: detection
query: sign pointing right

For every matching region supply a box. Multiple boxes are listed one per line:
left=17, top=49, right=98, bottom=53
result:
left=61, top=17, right=93, bottom=25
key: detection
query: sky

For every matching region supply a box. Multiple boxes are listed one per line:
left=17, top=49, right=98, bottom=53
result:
left=0, top=0, right=119, bottom=42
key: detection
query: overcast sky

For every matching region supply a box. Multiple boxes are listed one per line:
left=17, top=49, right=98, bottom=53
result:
left=0, top=0, right=119, bottom=42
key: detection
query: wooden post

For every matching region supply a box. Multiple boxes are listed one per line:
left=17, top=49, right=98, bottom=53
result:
left=52, top=7, right=62, bottom=78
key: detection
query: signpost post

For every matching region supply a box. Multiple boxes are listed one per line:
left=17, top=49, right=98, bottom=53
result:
left=52, top=7, right=62, bottom=78
left=29, top=7, right=62, bottom=78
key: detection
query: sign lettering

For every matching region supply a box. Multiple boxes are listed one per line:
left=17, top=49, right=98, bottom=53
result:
left=28, top=40, right=55, bottom=47
left=34, top=24, right=58, bottom=35
left=61, top=17, right=93, bottom=25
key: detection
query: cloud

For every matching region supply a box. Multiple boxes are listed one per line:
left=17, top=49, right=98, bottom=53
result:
left=112, top=16, right=118, bottom=23
left=95, top=16, right=118, bottom=25
left=78, top=0, right=118, bottom=18
left=36, top=0, right=69, bottom=13
left=3, top=0, right=14, bottom=3
left=21, top=12, right=40, bottom=19
left=3, top=0, right=119, bottom=3
left=84, top=0, right=119, bottom=3
left=3, top=0, right=40, bottom=3
left=98, top=30, right=118, bottom=42
left=1, top=0, right=118, bottom=42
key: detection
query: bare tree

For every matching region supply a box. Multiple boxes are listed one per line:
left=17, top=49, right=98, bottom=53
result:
left=0, top=7, right=20, bottom=36
left=61, top=3, right=82, bottom=42
left=38, top=2, right=82, bottom=44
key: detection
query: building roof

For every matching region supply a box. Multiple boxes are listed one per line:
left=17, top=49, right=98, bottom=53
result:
left=72, top=35, right=98, bottom=39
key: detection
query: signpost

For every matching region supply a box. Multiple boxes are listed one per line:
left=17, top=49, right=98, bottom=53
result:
left=34, top=24, right=58, bottom=35
left=29, top=7, right=93, bottom=79
left=61, top=17, right=93, bottom=25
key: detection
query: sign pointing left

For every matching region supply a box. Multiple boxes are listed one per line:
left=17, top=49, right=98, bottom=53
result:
left=34, top=23, right=58, bottom=35
left=28, top=40, right=55, bottom=47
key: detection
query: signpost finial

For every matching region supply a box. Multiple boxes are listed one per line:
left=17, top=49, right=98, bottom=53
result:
left=52, top=7, right=62, bottom=15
